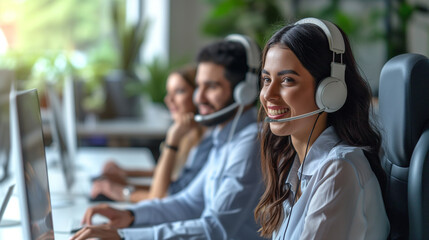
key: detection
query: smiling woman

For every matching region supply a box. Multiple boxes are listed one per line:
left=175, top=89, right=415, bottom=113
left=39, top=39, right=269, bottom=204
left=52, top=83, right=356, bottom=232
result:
left=255, top=17, right=389, bottom=239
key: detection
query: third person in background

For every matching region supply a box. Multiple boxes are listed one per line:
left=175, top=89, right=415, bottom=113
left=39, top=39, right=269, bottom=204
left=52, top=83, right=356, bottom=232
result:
left=91, top=65, right=212, bottom=202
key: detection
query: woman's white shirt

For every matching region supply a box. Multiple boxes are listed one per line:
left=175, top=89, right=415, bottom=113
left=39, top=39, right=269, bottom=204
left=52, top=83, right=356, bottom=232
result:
left=273, top=126, right=390, bottom=240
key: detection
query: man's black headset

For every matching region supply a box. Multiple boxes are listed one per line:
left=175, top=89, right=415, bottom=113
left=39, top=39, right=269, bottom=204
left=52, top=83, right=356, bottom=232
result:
left=194, top=34, right=261, bottom=126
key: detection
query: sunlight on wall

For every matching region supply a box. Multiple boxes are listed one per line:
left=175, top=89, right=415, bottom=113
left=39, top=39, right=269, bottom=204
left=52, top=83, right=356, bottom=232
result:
left=141, top=0, right=169, bottom=64
left=0, top=28, right=8, bottom=54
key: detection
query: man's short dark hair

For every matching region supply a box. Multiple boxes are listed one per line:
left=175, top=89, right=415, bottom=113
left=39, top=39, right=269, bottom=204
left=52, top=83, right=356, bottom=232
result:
left=196, top=40, right=248, bottom=89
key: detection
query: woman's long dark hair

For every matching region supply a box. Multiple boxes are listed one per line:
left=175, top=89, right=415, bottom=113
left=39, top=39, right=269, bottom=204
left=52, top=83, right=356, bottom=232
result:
left=254, top=21, right=385, bottom=237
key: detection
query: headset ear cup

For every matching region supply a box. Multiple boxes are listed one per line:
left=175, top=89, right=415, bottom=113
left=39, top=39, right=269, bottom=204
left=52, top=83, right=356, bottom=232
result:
left=225, top=34, right=261, bottom=107
left=233, top=73, right=258, bottom=105
left=315, top=77, right=347, bottom=112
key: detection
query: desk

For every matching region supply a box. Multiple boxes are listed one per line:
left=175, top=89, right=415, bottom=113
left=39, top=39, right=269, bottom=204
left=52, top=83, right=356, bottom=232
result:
left=42, top=102, right=171, bottom=143
left=48, top=146, right=155, bottom=196
left=77, top=117, right=169, bottom=140
left=0, top=194, right=133, bottom=240
left=0, top=146, right=155, bottom=239
left=42, top=102, right=170, bottom=159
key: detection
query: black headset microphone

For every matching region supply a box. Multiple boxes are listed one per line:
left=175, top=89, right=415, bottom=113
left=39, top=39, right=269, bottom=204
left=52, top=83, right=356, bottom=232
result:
left=194, top=102, right=239, bottom=125
left=194, top=34, right=261, bottom=126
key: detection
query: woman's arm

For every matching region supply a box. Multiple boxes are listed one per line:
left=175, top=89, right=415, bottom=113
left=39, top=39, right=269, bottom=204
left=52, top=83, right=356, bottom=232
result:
left=146, top=113, right=198, bottom=199
left=97, top=113, right=198, bottom=202
left=146, top=145, right=179, bottom=199
left=123, top=169, right=154, bottom=177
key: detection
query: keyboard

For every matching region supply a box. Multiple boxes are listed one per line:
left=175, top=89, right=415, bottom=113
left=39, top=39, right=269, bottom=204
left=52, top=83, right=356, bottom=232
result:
left=69, top=218, right=83, bottom=233
left=68, top=214, right=109, bottom=233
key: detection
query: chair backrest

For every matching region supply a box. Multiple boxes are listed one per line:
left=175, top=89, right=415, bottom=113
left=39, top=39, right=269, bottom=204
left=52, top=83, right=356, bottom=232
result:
left=378, top=53, right=429, bottom=239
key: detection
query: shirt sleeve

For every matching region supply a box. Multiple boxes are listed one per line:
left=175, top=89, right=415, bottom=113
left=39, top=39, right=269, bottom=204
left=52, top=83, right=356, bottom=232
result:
left=300, top=159, right=362, bottom=240
left=122, top=127, right=263, bottom=240
left=120, top=165, right=208, bottom=239
left=129, top=163, right=208, bottom=226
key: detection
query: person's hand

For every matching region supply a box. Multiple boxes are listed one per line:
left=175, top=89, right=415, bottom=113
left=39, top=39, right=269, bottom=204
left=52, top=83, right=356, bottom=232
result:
left=101, top=172, right=128, bottom=185
left=103, top=161, right=126, bottom=177
left=165, top=112, right=196, bottom=146
left=90, top=179, right=126, bottom=201
left=81, top=204, right=134, bottom=228
left=69, top=224, right=121, bottom=240
left=100, top=161, right=127, bottom=184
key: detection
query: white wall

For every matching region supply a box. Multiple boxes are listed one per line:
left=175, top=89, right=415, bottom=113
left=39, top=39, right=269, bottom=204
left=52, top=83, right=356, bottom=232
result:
left=141, top=0, right=170, bottom=64
left=139, top=0, right=213, bottom=66
left=408, top=11, right=429, bottom=56
left=169, top=0, right=212, bottom=64
left=0, top=28, right=7, bottom=54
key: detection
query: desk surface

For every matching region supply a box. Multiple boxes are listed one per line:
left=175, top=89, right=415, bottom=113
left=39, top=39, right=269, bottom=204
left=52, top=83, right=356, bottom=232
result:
left=43, top=102, right=172, bottom=141
left=0, top=194, right=133, bottom=240
left=76, top=117, right=168, bottom=140
left=0, top=146, right=155, bottom=239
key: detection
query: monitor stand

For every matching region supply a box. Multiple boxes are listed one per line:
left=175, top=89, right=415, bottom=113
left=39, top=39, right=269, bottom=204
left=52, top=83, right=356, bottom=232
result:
left=0, top=219, right=20, bottom=227
left=50, top=193, right=75, bottom=209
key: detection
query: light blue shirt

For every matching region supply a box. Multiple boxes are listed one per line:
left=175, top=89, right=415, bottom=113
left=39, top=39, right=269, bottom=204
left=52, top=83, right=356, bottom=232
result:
left=168, top=129, right=213, bottom=195
left=123, top=107, right=264, bottom=240
left=273, top=126, right=390, bottom=240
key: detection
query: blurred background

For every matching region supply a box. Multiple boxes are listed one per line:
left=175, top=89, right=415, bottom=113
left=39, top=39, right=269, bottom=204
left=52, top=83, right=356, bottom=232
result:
left=0, top=0, right=428, bottom=155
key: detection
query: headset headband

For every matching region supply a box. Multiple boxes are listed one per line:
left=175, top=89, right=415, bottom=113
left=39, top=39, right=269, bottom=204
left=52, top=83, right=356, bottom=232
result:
left=295, top=17, right=345, bottom=55
left=225, top=34, right=260, bottom=73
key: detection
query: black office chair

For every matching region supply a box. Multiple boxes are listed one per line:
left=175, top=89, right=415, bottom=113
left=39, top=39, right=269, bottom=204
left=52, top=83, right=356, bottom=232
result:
left=378, top=53, right=429, bottom=240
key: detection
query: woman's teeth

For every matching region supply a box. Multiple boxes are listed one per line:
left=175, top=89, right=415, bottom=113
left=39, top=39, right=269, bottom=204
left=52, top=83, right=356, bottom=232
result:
left=268, top=108, right=288, bottom=116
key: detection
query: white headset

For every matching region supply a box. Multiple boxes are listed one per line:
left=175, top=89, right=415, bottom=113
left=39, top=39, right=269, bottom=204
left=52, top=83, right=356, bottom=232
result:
left=295, top=17, right=347, bottom=113
left=225, top=34, right=261, bottom=106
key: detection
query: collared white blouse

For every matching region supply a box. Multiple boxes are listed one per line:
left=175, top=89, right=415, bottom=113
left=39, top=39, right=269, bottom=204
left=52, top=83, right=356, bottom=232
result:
left=273, top=126, right=390, bottom=240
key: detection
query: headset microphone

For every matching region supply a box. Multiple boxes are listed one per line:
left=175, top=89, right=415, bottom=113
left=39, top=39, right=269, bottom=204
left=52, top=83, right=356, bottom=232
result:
left=264, top=108, right=325, bottom=123
left=194, top=102, right=239, bottom=125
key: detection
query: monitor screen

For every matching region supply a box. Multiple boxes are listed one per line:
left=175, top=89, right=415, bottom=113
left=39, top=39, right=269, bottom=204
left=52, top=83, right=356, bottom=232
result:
left=0, top=94, right=10, bottom=183
left=11, top=89, right=54, bottom=240
left=46, top=83, right=75, bottom=190
left=0, top=69, right=13, bottom=183
left=63, top=77, right=77, bottom=162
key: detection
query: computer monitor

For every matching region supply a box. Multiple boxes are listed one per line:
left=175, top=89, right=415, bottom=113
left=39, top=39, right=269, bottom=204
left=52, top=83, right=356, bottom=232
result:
left=63, top=76, right=78, bottom=161
left=0, top=94, right=10, bottom=183
left=0, top=69, right=13, bottom=183
left=45, top=83, right=75, bottom=191
left=10, top=88, right=54, bottom=239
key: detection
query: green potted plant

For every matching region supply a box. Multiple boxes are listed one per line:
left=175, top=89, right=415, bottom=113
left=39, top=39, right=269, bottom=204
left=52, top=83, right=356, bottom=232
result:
left=125, top=57, right=172, bottom=105
left=102, top=0, right=148, bottom=118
